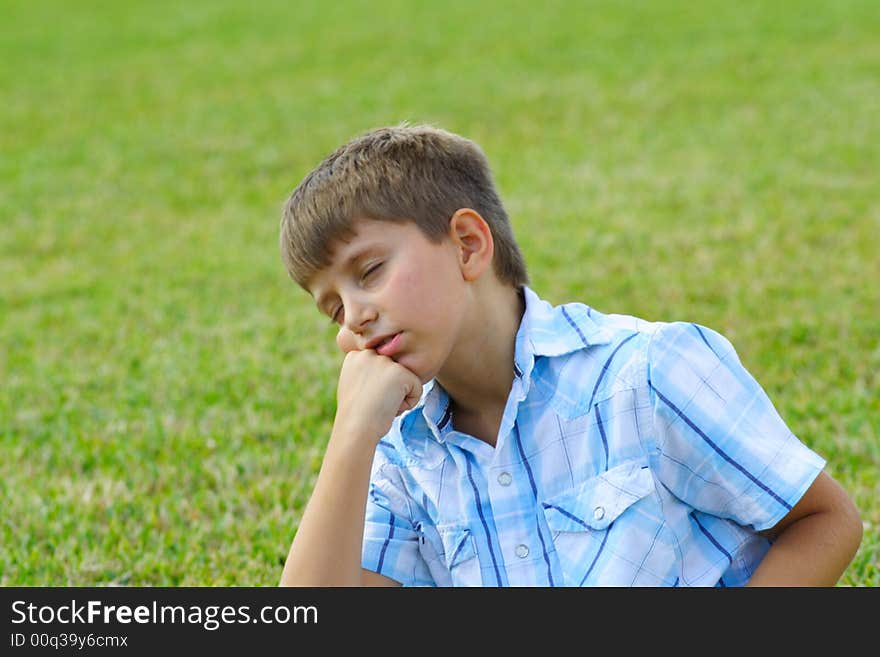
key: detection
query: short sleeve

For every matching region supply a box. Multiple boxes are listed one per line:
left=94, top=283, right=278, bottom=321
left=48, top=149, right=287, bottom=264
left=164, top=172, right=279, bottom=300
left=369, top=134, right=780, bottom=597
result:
left=647, top=322, right=826, bottom=532
left=362, top=456, right=435, bottom=586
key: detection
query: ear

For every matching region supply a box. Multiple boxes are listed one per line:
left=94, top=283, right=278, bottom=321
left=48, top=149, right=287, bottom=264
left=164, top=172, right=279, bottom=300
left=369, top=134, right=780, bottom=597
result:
left=448, top=209, right=494, bottom=282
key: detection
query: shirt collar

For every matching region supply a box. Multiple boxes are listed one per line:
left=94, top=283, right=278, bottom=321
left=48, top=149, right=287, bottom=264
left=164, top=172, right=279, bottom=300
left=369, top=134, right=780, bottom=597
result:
left=399, top=286, right=611, bottom=447
left=518, top=285, right=608, bottom=354
left=399, top=379, right=450, bottom=453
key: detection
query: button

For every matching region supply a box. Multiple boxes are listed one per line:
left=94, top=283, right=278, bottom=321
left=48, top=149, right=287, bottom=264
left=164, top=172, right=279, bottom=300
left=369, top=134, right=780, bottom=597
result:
left=497, top=472, right=512, bottom=486
left=515, top=544, right=529, bottom=558
left=593, top=506, right=605, bottom=521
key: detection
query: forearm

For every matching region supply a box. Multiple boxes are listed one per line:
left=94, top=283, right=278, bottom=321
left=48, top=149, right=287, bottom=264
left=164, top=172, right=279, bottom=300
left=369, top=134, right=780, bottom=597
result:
left=746, top=508, right=862, bottom=587
left=279, top=425, right=376, bottom=587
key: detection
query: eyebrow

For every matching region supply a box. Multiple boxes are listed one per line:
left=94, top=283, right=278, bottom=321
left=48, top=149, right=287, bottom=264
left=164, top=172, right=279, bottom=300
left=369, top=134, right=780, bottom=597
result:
left=311, top=244, right=382, bottom=312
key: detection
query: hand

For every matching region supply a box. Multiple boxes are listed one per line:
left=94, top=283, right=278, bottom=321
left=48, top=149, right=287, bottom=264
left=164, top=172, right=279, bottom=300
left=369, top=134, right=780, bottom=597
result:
left=333, top=349, right=423, bottom=442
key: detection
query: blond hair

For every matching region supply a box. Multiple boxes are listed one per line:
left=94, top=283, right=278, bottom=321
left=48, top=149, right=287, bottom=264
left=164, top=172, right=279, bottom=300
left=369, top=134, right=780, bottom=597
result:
left=279, top=124, right=528, bottom=288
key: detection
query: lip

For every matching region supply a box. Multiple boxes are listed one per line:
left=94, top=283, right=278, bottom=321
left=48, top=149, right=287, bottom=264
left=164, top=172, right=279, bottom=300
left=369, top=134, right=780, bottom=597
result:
left=373, top=332, right=403, bottom=357
left=365, top=332, right=396, bottom=350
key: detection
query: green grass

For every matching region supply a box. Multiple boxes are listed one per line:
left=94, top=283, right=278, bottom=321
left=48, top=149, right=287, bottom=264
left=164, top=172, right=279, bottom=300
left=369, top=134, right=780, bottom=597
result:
left=1, top=0, right=877, bottom=585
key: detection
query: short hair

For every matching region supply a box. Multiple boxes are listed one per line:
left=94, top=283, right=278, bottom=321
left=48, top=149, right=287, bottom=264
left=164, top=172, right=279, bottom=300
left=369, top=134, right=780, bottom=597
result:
left=279, top=124, right=528, bottom=289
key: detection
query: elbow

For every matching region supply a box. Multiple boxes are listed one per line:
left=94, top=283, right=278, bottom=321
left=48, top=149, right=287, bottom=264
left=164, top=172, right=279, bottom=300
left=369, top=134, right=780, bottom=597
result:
left=841, top=496, right=864, bottom=560
left=827, top=486, right=864, bottom=571
left=824, top=472, right=864, bottom=568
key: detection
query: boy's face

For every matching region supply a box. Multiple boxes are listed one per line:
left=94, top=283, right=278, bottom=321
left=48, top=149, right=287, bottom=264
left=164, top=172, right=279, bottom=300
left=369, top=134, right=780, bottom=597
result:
left=307, top=218, right=470, bottom=384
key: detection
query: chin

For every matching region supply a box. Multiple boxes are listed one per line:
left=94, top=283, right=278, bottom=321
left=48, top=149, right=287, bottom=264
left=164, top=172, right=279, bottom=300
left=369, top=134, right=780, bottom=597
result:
left=397, top=355, right=434, bottom=385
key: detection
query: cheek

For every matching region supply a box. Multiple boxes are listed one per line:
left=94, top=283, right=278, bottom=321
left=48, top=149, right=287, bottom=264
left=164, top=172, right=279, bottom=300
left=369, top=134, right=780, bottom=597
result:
left=399, top=251, right=454, bottom=298
left=402, top=275, right=424, bottom=306
left=387, top=267, right=425, bottom=308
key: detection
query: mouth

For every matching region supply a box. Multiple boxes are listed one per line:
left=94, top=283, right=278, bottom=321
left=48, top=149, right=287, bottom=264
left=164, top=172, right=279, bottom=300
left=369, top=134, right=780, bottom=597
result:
left=373, top=332, right=403, bottom=357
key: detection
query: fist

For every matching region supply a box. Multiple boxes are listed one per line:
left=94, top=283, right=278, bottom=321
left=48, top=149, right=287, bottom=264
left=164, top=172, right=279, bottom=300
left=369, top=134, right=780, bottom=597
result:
left=334, top=348, right=423, bottom=441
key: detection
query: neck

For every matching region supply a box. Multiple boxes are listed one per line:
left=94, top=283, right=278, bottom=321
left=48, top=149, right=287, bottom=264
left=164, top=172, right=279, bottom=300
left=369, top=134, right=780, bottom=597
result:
left=435, top=284, right=525, bottom=421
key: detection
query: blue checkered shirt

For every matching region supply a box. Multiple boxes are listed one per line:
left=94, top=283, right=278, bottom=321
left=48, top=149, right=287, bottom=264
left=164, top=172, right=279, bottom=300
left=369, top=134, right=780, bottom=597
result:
left=361, top=286, right=826, bottom=586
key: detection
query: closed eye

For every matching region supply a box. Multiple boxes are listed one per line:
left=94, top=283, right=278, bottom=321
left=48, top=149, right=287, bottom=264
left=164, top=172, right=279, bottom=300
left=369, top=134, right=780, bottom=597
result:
left=361, top=261, right=383, bottom=281
left=325, top=261, right=383, bottom=325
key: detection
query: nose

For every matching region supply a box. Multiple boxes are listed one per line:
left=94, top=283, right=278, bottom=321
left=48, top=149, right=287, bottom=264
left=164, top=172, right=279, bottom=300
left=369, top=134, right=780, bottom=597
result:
left=335, top=298, right=377, bottom=352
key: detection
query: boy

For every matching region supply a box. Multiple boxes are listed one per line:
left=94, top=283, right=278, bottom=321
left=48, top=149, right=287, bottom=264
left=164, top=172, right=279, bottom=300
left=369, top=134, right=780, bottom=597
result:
left=277, top=124, right=862, bottom=586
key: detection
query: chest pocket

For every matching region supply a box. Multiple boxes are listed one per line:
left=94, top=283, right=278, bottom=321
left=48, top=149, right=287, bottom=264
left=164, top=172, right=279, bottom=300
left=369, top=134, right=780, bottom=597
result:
left=417, top=522, right=481, bottom=587
left=541, top=459, right=656, bottom=586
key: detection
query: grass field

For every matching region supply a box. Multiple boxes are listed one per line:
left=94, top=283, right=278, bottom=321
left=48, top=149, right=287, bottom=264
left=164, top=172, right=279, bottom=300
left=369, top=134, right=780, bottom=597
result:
left=1, top=0, right=877, bottom=585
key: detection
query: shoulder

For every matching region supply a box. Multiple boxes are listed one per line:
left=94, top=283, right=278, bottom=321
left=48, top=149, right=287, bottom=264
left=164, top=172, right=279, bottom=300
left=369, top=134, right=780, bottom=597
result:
left=548, top=302, right=742, bottom=405
left=643, top=320, right=744, bottom=387
left=567, top=307, right=742, bottom=376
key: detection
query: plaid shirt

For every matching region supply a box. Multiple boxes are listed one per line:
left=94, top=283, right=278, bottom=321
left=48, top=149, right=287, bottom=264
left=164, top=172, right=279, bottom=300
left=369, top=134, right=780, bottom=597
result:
left=361, top=287, right=825, bottom=586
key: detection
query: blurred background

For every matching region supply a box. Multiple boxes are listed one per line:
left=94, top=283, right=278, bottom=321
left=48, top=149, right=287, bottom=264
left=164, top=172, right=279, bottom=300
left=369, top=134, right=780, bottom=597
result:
left=1, top=0, right=877, bottom=585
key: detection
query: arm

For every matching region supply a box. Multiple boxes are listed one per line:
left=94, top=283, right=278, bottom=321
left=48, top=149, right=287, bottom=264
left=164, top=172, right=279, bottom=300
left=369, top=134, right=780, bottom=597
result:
left=279, top=349, right=421, bottom=587
left=645, top=322, right=862, bottom=587
left=747, top=470, right=862, bottom=586
left=279, top=424, right=392, bottom=586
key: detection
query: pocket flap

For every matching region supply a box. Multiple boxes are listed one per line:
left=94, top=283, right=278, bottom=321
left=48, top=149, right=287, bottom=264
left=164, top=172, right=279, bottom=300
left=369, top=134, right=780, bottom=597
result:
left=437, top=524, right=476, bottom=569
left=541, top=460, right=655, bottom=532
